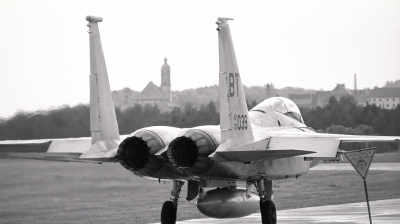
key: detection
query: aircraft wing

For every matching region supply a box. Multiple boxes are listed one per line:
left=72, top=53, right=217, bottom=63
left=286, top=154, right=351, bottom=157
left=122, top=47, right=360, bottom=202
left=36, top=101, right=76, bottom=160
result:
left=210, top=131, right=400, bottom=162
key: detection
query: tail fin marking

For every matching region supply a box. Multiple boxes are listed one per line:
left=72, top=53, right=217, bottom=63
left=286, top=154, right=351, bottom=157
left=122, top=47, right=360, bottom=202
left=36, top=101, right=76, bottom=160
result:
left=217, top=18, right=254, bottom=148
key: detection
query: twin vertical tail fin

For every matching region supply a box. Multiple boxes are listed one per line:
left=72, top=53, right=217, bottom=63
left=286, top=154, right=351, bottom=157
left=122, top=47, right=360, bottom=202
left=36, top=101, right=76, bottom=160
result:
left=217, top=18, right=254, bottom=148
left=85, top=17, right=250, bottom=158
left=86, top=16, right=120, bottom=145
left=79, top=16, right=121, bottom=160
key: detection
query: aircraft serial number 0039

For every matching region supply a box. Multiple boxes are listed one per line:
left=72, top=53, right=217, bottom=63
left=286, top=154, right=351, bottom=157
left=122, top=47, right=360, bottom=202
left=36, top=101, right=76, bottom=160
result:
left=233, top=114, right=247, bottom=130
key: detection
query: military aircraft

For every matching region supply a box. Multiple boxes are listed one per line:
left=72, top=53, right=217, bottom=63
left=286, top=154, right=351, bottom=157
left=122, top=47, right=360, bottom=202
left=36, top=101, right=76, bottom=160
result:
left=1, top=16, right=399, bottom=224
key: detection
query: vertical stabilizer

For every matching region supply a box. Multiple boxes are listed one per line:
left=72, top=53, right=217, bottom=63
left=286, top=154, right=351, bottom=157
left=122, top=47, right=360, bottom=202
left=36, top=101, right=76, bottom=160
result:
left=86, top=16, right=120, bottom=144
left=217, top=18, right=254, bottom=148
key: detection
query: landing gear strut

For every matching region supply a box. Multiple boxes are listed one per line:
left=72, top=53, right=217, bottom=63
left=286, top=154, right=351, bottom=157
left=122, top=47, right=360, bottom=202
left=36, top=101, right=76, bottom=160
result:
left=161, top=180, right=184, bottom=224
left=254, top=180, right=276, bottom=224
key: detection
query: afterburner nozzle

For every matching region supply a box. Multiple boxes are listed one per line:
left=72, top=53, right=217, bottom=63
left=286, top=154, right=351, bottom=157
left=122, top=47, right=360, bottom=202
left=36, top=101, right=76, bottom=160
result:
left=86, top=15, right=103, bottom=23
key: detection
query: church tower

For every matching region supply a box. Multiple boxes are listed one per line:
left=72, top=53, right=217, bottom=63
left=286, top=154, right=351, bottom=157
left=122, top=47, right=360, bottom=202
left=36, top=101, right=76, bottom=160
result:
left=160, top=57, right=171, bottom=102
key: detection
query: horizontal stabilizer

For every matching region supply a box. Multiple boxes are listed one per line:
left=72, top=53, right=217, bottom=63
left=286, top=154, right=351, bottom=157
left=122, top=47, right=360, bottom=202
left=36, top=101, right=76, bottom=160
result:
left=0, top=138, right=91, bottom=153
left=210, top=149, right=315, bottom=162
left=1, top=152, right=81, bottom=162
left=79, top=139, right=120, bottom=159
left=0, top=136, right=125, bottom=163
left=338, top=136, right=400, bottom=142
left=0, top=141, right=51, bottom=153
left=0, top=152, right=116, bottom=163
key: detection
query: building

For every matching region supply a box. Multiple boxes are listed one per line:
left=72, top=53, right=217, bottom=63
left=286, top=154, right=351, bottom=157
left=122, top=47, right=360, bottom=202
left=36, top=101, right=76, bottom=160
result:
left=288, top=93, right=316, bottom=109
left=289, top=84, right=354, bottom=108
left=289, top=84, right=400, bottom=109
left=135, top=57, right=172, bottom=105
left=160, top=57, right=171, bottom=102
left=314, top=84, right=353, bottom=107
left=352, top=89, right=370, bottom=107
left=367, top=88, right=400, bottom=109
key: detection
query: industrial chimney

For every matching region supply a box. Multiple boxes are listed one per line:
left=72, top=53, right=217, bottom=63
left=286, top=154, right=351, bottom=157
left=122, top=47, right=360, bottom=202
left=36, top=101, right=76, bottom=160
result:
left=354, top=73, right=357, bottom=97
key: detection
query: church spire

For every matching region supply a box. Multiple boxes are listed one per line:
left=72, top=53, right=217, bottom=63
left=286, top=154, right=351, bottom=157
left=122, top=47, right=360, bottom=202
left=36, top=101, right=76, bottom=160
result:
left=160, top=57, right=171, bottom=102
left=161, top=57, right=170, bottom=86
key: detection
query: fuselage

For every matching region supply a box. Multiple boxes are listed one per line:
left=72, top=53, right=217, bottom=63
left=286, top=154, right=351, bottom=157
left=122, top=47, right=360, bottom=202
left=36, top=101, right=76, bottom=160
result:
left=128, top=97, right=319, bottom=182
left=192, top=107, right=314, bottom=181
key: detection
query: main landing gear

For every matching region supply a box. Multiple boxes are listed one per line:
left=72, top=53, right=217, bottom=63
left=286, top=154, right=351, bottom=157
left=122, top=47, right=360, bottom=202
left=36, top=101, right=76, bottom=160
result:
left=252, top=180, right=276, bottom=224
left=161, top=180, right=184, bottom=224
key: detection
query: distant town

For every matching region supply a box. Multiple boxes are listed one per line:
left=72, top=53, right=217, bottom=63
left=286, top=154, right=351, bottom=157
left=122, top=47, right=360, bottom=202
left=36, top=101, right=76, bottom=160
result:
left=112, top=58, right=400, bottom=112
left=2, top=58, right=399, bottom=145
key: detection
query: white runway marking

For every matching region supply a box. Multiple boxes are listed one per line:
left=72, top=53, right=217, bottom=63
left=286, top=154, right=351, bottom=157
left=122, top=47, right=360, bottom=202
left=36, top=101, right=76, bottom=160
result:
left=311, top=162, right=400, bottom=171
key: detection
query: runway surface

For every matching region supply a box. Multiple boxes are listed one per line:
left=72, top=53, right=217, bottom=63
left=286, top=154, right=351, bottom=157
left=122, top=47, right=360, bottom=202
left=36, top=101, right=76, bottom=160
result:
left=174, top=198, right=400, bottom=224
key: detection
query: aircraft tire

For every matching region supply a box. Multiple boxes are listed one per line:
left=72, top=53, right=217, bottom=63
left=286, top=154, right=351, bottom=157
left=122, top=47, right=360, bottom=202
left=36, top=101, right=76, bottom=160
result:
left=260, top=200, right=276, bottom=224
left=161, top=201, right=177, bottom=224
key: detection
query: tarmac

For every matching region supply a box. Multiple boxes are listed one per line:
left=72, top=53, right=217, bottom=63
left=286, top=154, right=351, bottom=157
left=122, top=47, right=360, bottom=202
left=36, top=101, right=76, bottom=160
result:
left=152, top=163, right=400, bottom=224
left=176, top=198, right=400, bottom=224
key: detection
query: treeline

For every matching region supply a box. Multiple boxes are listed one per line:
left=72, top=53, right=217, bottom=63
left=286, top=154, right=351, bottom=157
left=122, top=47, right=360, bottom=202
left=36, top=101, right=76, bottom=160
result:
left=0, top=105, right=91, bottom=140
left=0, top=101, right=219, bottom=140
left=0, top=96, right=399, bottom=152
left=116, top=101, right=219, bottom=134
left=301, top=96, right=400, bottom=136
left=300, top=96, right=400, bottom=152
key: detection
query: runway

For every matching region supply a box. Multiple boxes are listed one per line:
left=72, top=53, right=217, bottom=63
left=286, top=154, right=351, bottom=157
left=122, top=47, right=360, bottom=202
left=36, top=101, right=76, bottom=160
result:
left=175, top=198, right=400, bottom=224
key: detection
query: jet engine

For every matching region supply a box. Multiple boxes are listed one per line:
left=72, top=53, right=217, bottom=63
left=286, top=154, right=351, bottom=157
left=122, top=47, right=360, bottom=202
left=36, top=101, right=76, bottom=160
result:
left=196, top=188, right=260, bottom=218
left=117, top=126, right=186, bottom=178
left=167, top=126, right=220, bottom=175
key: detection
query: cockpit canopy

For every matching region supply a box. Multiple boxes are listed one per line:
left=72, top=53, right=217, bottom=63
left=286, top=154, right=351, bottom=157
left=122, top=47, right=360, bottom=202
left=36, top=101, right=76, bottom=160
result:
left=250, top=97, right=304, bottom=123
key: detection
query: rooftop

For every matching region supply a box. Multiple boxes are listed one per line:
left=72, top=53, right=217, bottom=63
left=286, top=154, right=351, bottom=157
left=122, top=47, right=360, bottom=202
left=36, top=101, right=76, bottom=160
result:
left=135, top=82, right=166, bottom=101
left=368, top=88, right=400, bottom=98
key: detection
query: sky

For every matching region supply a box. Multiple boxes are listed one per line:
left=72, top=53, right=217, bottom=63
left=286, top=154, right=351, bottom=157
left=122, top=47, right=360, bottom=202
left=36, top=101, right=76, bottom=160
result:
left=0, top=0, right=399, bottom=118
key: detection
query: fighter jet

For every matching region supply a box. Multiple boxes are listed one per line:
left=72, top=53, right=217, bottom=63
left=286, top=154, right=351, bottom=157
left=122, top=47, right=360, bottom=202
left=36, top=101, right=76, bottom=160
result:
left=1, top=16, right=399, bottom=224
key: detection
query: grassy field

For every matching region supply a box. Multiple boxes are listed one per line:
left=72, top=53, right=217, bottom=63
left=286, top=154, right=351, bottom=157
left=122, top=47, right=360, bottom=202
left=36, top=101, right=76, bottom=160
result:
left=0, top=158, right=399, bottom=224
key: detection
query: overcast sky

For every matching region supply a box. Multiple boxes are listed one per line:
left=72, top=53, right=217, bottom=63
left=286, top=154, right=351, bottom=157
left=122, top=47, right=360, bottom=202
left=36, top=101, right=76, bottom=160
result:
left=1, top=0, right=399, bottom=118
